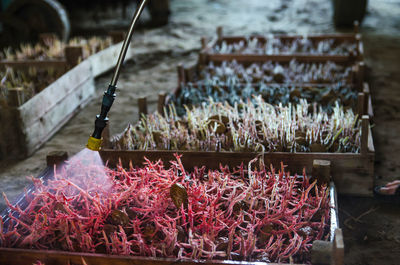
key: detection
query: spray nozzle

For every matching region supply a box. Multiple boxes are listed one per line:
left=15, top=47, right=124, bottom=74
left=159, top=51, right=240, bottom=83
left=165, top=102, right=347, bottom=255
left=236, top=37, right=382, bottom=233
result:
left=87, top=84, right=116, bottom=151
left=86, top=136, right=103, bottom=151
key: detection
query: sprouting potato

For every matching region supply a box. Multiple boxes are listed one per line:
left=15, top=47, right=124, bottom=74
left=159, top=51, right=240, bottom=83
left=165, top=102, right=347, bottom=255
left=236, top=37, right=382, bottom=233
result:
left=112, top=98, right=361, bottom=153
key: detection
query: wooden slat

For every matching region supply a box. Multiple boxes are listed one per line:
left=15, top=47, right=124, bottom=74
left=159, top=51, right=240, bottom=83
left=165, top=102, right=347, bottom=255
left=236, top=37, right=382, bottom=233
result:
left=24, top=77, right=95, bottom=154
left=205, top=28, right=364, bottom=64
left=46, top=151, right=69, bottom=166
left=138, top=97, right=148, bottom=119
left=158, top=92, right=166, bottom=114
left=361, top=116, right=369, bottom=155
left=181, top=60, right=355, bottom=84
left=0, top=40, right=135, bottom=159
left=109, top=31, right=126, bottom=44
left=177, top=64, right=185, bottom=85
left=216, top=26, right=223, bottom=41
left=368, top=94, right=374, bottom=119
left=87, top=41, right=132, bottom=77
left=219, top=34, right=357, bottom=43
left=0, top=106, right=25, bottom=158
left=210, top=27, right=363, bottom=59
left=65, top=46, right=84, bottom=67
left=207, top=54, right=354, bottom=64
left=368, top=124, right=375, bottom=153
left=0, top=60, right=67, bottom=71
left=363, top=83, right=374, bottom=118
left=100, top=150, right=374, bottom=196
left=0, top=248, right=303, bottom=265
left=179, top=81, right=357, bottom=91
left=357, top=92, right=365, bottom=116
left=312, top=160, right=331, bottom=185
left=0, top=158, right=340, bottom=265
left=333, top=229, right=344, bottom=265
left=17, top=60, right=92, bottom=128
left=7, top=87, right=24, bottom=107
left=329, top=182, right=340, bottom=242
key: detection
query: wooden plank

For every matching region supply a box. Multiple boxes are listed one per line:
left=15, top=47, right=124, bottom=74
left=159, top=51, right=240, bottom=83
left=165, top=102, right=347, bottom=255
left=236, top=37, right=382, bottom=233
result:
left=180, top=81, right=356, bottom=90
left=216, top=26, right=223, bottom=41
left=356, top=62, right=365, bottom=89
left=138, top=97, right=148, bottom=119
left=158, top=92, right=166, bottom=114
left=368, top=95, right=374, bottom=120
left=0, top=160, right=339, bottom=265
left=88, top=41, right=133, bottom=77
left=201, top=37, right=208, bottom=49
left=361, top=116, right=369, bottom=155
left=333, top=229, right=344, bottom=265
left=181, top=60, right=355, bottom=85
left=355, top=34, right=364, bottom=61
left=211, top=27, right=361, bottom=58
left=0, top=40, right=132, bottom=159
left=205, top=28, right=364, bottom=64
left=177, top=64, right=185, bottom=85
left=7, top=87, right=24, bottom=107
left=368, top=124, right=375, bottom=153
left=109, top=31, right=126, bottom=44
left=46, top=151, right=69, bottom=166
left=24, top=77, right=95, bottom=154
left=219, top=34, right=357, bottom=43
left=329, top=182, right=340, bottom=242
left=65, top=46, right=84, bottom=67
left=311, top=240, right=332, bottom=265
left=100, top=150, right=374, bottom=196
left=0, top=60, right=67, bottom=72
left=207, top=54, right=354, bottom=64
left=17, top=60, right=92, bottom=128
left=312, top=160, right=331, bottom=185
left=0, top=248, right=301, bottom=265
left=357, top=92, right=365, bottom=116
left=199, top=52, right=207, bottom=65
left=0, top=106, right=26, bottom=159
left=363, top=83, right=374, bottom=119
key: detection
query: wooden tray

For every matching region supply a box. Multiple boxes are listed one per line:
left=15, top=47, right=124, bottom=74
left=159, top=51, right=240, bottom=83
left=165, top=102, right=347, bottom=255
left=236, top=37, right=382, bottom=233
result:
left=169, top=57, right=371, bottom=117
left=170, top=74, right=372, bottom=118
left=0, top=60, right=95, bottom=159
left=102, top=102, right=374, bottom=197
left=0, top=153, right=343, bottom=265
left=0, top=32, right=126, bottom=74
left=201, top=27, right=364, bottom=64
left=0, top=33, right=134, bottom=160
left=176, top=60, right=365, bottom=89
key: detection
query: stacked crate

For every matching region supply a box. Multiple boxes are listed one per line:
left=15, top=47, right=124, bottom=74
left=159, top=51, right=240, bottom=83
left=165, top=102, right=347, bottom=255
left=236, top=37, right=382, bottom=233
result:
left=104, top=26, right=374, bottom=197
left=0, top=28, right=360, bottom=265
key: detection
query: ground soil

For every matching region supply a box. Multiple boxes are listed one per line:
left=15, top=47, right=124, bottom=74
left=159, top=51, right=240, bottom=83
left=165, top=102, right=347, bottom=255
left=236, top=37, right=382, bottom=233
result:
left=1, top=0, right=400, bottom=264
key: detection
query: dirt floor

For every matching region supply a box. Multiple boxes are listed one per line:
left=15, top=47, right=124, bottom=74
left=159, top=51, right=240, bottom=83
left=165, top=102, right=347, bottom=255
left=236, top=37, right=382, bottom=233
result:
left=1, top=0, right=400, bottom=264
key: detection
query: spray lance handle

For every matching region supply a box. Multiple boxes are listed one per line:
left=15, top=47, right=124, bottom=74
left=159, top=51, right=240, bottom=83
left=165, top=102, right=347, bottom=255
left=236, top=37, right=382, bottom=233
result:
left=87, top=0, right=148, bottom=151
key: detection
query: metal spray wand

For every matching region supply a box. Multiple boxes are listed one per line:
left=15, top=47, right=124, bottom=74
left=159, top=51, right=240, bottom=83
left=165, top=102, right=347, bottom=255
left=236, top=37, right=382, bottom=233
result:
left=87, top=0, right=148, bottom=151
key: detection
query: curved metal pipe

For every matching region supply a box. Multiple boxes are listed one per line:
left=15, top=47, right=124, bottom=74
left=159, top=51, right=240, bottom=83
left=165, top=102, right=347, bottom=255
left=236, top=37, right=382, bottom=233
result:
left=111, top=0, right=148, bottom=86
left=87, top=0, right=149, bottom=151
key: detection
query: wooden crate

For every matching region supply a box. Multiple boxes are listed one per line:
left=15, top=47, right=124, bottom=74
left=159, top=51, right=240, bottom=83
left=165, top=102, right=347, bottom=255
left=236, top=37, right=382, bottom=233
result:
left=0, top=32, right=130, bottom=78
left=176, top=60, right=364, bottom=88
left=87, top=39, right=130, bottom=77
left=170, top=81, right=372, bottom=119
left=0, top=153, right=343, bottom=265
left=201, top=26, right=364, bottom=64
left=171, top=63, right=372, bottom=118
left=0, top=33, right=134, bottom=160
left=0, top=60, right=95, bottom=159
left=102, top=97, right=374, bottom=197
